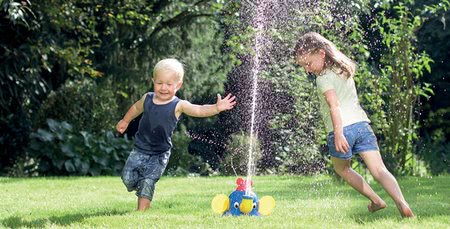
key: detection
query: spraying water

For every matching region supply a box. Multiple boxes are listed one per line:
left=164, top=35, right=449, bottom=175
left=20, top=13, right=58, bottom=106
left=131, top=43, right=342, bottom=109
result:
left=245, top=0, right=266, bottom=196
left=240, top=0, right=355, bottom=192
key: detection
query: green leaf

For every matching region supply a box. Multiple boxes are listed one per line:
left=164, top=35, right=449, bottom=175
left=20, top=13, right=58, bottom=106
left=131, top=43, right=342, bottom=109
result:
left=60, top=143, right=75, bottom=157
left=80, top=161, right=90, bottom=175
left=80, top=131, right=92, bottom=148
left=64, top=160, right=75, bottom=173
left=89, top=167, right=101, bottom=176
left=36, top=129, right=54, bottom=142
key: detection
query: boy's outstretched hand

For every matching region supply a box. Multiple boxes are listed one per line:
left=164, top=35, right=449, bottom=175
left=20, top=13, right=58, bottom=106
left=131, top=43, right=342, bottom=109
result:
left=216, top=93, right=237, bottom=112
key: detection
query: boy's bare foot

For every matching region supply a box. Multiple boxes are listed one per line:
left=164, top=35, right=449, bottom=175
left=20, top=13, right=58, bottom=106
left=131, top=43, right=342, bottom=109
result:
left=396, top=202, right=415, bottom=218
left=368, top=200, right=386, bottom=213
left=137, top=197, right=151, bottom=211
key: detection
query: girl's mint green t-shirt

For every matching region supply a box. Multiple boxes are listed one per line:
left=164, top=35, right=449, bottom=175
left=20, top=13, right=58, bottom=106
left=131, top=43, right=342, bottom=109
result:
left=316, top=69, right=370, bottom=133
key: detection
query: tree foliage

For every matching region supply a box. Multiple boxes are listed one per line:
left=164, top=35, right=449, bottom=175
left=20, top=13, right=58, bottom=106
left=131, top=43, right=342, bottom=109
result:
left=0, top=0, right=448, bottom=176
left=370, top=0, right=448, bottom=174
left=0, top=0, right=232, bottom=175
left=415, top=0, right=450, bottom=175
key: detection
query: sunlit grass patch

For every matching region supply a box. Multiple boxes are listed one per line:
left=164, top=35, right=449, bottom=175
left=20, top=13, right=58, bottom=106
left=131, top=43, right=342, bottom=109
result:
left=0, top=175, right=448, bottom=228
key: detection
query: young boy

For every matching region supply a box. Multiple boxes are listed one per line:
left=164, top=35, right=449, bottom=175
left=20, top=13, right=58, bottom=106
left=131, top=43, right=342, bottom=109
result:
left=116, top=58, right=236, bottom=211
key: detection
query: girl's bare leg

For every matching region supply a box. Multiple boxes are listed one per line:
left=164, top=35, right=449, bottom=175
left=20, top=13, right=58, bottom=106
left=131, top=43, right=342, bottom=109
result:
left=137, top=197, right=151, bottom=211
left=359, top=151, right=414, bottom=218
left=331, top=157, right=387, bottom=213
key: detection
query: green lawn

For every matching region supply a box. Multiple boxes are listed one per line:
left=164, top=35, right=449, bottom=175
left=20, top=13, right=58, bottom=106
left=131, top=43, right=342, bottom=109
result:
left=0, top=175, right=448, bottom=228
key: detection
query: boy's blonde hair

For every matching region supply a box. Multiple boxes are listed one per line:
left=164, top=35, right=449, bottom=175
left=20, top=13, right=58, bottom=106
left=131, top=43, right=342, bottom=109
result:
left=295, top=32, right=356, bottom=78
left=153, top=58, right=184, bottom=81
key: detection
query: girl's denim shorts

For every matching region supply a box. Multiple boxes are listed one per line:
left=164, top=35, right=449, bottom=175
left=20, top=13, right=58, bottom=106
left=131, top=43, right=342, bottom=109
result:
left=326, top=121, right=379, bottom=160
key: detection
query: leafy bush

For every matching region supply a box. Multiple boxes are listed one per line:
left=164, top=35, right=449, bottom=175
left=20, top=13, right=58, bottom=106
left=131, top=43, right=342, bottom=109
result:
left=0, top=113, right=31, bottom=175
left=166, top=124, right=213, bottom=176
left=28, top=119, right=132, bottom=176
left=417, top=130, right=450, bottom=175
left=34, top=79, right=118, bottom=133
left=219, top=132, right=261, bottom=176
left=371, top=1, right=435, bottom=175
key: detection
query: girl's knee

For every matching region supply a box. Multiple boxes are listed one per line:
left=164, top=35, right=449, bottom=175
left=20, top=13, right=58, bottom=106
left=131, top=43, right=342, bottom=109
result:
left=333, top=166, right=350, bottom=176
left=370, top=166, right=390, bottom=179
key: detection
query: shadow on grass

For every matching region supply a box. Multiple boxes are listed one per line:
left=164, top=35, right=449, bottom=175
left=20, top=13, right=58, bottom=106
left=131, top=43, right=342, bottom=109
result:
left=0, top=176, right=113, bottom=185
left=350, top=204, right=450, bottom=225
left=1, top=209, right=128, bottom=228
left=349, top=176, right=450, bottom=224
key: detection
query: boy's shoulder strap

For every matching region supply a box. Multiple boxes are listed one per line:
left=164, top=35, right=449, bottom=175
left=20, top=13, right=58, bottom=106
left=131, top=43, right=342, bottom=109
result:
left=145, top=92, right=154, bottom=102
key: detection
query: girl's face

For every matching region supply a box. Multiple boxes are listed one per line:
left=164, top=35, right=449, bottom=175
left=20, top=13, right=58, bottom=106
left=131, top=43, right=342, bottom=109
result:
left=152, top=70, right=182, bottom=102
left=295, top=49, right=326, bottom=75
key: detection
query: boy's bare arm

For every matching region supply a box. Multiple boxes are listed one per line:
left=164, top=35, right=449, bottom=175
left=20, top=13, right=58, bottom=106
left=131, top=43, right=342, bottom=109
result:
left=177, top=94, right=236, bottom=118
left=116, top=94, right=146, bottom=134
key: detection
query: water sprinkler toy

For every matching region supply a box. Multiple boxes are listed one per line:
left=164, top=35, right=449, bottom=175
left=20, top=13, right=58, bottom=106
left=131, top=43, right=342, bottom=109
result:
left=211, top=178, right=275, bottom=216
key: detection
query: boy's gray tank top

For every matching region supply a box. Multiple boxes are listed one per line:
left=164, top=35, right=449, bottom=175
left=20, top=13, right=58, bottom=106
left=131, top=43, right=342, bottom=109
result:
left=134, top=92, right=181, bottom=154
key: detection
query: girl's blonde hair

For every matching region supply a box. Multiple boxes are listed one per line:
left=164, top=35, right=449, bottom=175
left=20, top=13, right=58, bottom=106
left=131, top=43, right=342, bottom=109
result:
left=294, top=32, right=356, bottom=78
left=153, top=58, right=184, bottom=81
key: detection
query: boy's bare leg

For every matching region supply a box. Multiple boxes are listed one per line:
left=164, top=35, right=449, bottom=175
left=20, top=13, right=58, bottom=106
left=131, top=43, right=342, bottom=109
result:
left=331, top=157, right=387, bottom=213
left=137, top=197, right=151, bottom=211
left=360, top=151, right=414, bottom=218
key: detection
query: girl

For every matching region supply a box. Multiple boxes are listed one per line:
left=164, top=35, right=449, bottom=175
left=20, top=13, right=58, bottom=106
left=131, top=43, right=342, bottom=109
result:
left=294, top=32, right=414, bottom=218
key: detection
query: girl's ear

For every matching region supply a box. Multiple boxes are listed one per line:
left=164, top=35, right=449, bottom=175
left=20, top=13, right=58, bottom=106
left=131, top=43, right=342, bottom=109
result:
left=318, top=49, right=326, bottom=58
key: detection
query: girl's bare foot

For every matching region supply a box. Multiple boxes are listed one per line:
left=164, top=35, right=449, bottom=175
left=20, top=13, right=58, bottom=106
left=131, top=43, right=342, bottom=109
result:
left=396, top=201, right=414, bottom=218
left=368, top=200, right=387, bottom=213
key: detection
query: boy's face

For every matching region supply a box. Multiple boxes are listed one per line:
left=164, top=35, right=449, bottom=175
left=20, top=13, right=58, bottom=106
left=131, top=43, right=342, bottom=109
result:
left=295, top=49, right=326, bottom=75
left=152, top=70, right=182, bottom=102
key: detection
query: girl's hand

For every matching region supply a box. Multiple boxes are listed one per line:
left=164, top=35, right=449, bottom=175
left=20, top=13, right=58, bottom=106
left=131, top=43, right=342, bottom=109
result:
left=334, top=133, right=350, bottom=153
left=216, top=93, right=236, bottom=112
left=116, top=119, right=129, bottom=134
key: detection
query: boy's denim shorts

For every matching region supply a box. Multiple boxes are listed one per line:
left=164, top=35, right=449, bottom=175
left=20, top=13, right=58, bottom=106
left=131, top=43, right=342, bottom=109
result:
left=121, top=149, right=170, bottom=200
left=326, top=121, right=379, bottom=160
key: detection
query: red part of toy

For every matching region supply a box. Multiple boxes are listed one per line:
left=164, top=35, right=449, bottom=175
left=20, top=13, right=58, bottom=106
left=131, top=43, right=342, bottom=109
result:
left=236, top=178, right=253, bottom=191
